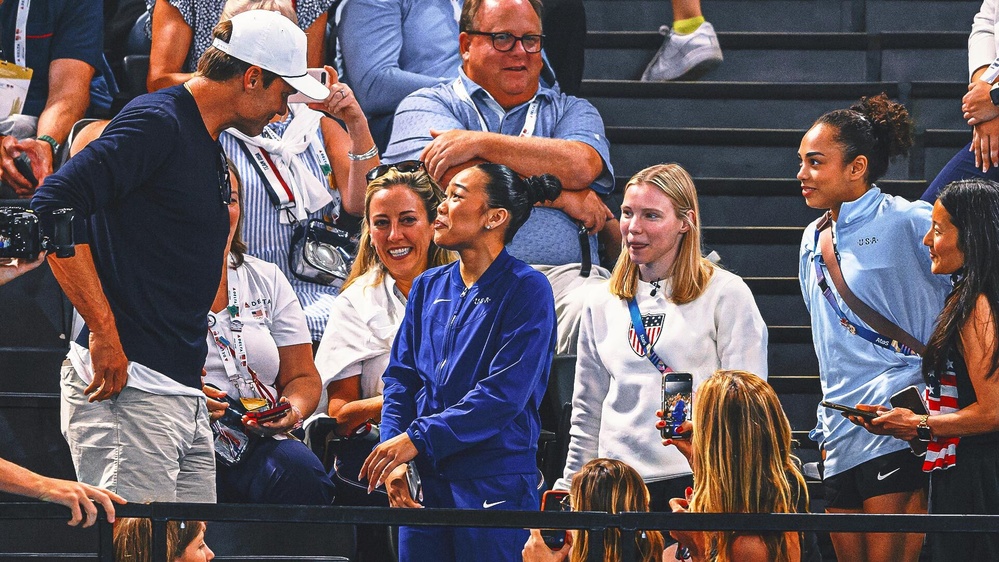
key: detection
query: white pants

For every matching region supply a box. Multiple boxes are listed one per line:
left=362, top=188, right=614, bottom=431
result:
left=534, top=263, right=611, bottom=355
left=60, top=361, right=217, bottom=503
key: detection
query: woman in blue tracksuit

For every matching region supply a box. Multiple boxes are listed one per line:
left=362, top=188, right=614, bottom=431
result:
left=360, top=162, right=561, bottom=562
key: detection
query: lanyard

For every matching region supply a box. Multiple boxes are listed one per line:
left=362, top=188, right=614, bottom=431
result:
left=451, top=77, right=539, bottom=137
left=812, top=226, right=918, bottom=356
left=449, top=0, right=461, bottom=23
left=13, top=0, right=29, bottom=67
left=207, top=265, right=277, bottom=407
left=627, top=298, right=673, bottom=374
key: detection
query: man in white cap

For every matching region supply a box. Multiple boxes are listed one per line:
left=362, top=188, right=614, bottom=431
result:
left=29, top=10, right=336, bottom=503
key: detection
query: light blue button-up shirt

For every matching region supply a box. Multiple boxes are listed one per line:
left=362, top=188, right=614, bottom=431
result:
left=385, top=69, right=614, bottom=266
left=800, top=187, right=952, bottom=477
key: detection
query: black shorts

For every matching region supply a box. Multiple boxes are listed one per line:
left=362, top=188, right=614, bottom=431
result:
left=823, top=448, right=928, bottom=510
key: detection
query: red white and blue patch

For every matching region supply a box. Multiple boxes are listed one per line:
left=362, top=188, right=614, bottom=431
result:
left=629, top=313, right=665, bottom=357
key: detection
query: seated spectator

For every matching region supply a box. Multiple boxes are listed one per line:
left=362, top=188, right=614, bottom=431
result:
left=114, top=518, right=214, bottom=562
left=337, top=0, right=586, bottom=151
left=202, top=164, right=335, bottom=505
left=0, top=0, right=117, bottom=197
left=663, top=370, right=816, bottom=562
left=312, top=164, right=454, bottom=499
left=851, top=179, right=999, bottom=561
left=522, top=458, right=665, bottom=562
left=144, top=0, right=331, bottom=92
left=555, top=163, right=767, bottom=510
left=384, top=0, right=617, bottom=354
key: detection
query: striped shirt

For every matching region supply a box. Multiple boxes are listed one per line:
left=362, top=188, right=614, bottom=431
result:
left=221, top=116, right=342, bottom=341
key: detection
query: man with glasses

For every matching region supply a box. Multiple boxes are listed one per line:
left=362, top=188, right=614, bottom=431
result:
left=29, top=11, right=334, bottom=503
left=384, top=0, right=616, bottom=355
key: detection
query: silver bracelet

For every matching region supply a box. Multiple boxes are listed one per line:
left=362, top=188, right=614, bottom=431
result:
left=347, top=145, right=379, bottom=161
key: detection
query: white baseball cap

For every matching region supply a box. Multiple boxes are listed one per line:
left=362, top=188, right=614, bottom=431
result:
left=211, top=9, right=330, bottom=100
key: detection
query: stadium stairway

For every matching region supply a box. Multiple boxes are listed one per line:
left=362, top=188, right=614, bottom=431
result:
left=581, top=0, right=977, bottom=522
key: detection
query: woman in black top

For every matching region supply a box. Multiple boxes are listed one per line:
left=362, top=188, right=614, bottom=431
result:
left=852, top=178, right=999, bottom=560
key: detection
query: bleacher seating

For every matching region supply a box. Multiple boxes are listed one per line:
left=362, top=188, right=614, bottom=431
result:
left=0, top=0, right=978, bottom=559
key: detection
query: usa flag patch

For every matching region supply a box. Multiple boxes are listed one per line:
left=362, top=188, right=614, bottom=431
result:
left=629, top=313, right=665, bottom=357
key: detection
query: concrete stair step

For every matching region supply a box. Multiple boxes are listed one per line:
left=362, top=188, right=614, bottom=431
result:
left=583, top=0, right=981, bottom=33
left=584, top=31, right=966, bottom=82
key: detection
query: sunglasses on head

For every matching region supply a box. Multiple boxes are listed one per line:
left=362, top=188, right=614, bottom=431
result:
left=365, top=160, right=425, bottom=182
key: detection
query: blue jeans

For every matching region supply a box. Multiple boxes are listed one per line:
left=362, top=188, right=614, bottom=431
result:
left=216, top=437, right=336, bottom=505
left=923, top=142, right=999, bottom=202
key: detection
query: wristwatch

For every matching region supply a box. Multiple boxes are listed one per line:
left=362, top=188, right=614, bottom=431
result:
left=990, top=83, right=999, bottom=106
left=916, top=415, right=932, bottom=442
left=37, top=134, right=60, bottom=158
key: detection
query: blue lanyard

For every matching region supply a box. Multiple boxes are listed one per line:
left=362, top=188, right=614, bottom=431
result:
left=627, top=298, right=672, bottom=374
left=812, top=227, right=918, bottom=357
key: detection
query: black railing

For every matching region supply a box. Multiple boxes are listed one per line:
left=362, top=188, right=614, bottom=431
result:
left=2, top=502, right=998, bottom=562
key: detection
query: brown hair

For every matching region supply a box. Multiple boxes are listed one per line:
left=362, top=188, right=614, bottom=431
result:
left=568, top=458, right=665, bottom=562
left=812, top=93, right=913, bottom=184
left=226, top=159, right=248, bottom=267
left=196, top=19, right=280, bottom=85
left=113, top=518, right=206, bottom=562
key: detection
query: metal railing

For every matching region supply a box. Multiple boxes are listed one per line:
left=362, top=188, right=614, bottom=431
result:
left=2, top=502, right=998, bottom=562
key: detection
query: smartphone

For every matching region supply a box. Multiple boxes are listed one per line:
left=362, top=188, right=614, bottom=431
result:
left=287, top=68, right=330, bottom=103
left=540, top=490, right=570, bottom=550
left=405, top=462, right=423, bottom=503
left=821, top=400, right=879, bottom=420
left=245, top=402, right=291, bottom=423
left=13, top=153, right=37, bottom=187
left=890, top=386, right=929, bottom=457
left=661, top=372, right=693, bottom=439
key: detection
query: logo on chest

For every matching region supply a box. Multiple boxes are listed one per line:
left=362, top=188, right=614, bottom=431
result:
left=628, top=313, right=665, bottom=357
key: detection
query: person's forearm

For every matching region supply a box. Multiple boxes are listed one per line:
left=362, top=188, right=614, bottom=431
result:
left=342, top=115, right=378, bottom=217
left=925, top=401, right=999, bottom=439
left=330, top=396, right=384, bottom=431
left=46, top=244, right=117, bottom=336
left=474, top=135, right=603, bottom=190
left=0, top=458, right=47, bottom=499
left=38, top=59, right=94, bottom=147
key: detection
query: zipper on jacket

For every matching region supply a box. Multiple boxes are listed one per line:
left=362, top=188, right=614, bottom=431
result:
left=436, top=287, right=470, bottom=380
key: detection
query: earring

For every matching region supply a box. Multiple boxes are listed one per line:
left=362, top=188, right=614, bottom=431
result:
left=485, top=225, right=492, bottom=230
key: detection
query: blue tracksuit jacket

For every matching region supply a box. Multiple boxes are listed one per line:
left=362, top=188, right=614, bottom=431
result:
left=381, top=249, right=557, bottom=480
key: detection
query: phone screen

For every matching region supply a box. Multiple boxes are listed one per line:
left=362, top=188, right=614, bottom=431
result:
left=540, top=490, right=569, bottom=550
left=662, top=372, right=693, bottom=439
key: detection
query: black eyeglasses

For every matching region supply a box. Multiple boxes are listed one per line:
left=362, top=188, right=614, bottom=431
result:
left=465, top=31, right=545, bottom=53
left=365, top=160, right=425, bottom=182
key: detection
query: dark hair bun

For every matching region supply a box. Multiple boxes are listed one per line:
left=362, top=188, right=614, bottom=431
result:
left=851, top=93, right=914, bottom=159
left=523, top=174, right=562, bottom=205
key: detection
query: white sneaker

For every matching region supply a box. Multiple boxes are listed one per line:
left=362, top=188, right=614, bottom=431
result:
left=640, top=21, right=723, bottom=81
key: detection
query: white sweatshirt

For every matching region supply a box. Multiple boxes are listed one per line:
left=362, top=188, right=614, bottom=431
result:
left=555, top=268, right=769, bottom=489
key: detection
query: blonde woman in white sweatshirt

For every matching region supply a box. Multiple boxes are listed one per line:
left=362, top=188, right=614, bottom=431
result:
left=555, top=163, right=768, bottom=510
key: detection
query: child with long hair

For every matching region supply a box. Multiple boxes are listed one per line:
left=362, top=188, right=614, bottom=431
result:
left=114, top=518, right=213, bottom=562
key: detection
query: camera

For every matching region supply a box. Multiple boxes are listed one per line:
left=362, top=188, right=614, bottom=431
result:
left=0, top=207, right=75, bottom=259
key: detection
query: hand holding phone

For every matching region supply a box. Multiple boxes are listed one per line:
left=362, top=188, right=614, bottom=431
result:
left=661, top=372, right=693, bottom=440
left=890, top=386, right=930, bottom=456
left=540, top=490, right=570, bottom=550
left=287, top=68, right=331, bottom=103
left=245, top=402, right=292, bottom=423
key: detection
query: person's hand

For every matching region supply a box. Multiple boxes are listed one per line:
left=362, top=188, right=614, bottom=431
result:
left=963, top=80, right=999, bottom=126
left=421, top=129, right=485, bottom=181
left=668, top=489, right=702, bottom=559
left=384, top=463, right=422, bottom=508
left=243, top=397, right=302, bottom=437
left=359, top=432, right=419, bottom=493
left=0, top=136, right=54, bottom=197
left=85, top=329, right=129, bottom=402
left=202, top=379, right=229, bottom=422
left=0, top=253, right=45, bottom=286
left=658, top=414, right=694, bottom=465
left=972, top=117, right=999, bottom=171
left=36, top=477, right=126, bottom=527
left=307, top=67, right=365, bottom=125
left=547, top=189, right=613, bottom=234
left=850, top=404, right=919, bottom=441
left=522, top=528, right=572, bottom=562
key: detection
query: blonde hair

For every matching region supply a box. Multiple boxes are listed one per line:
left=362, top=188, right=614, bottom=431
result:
left=608, top=163, right=715, bottom=303
left=689, top=370, right=807, bottom=562
left=221, top=0, right=298, bottom=24
left=342, top=169, right=456, bottom=291
left=568, top=458, right=665, bottom=562
left=113, top=518, right=206, bottom=562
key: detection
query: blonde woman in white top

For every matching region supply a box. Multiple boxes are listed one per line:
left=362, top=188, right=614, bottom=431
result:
left=556, top=163, right=768, bottom=510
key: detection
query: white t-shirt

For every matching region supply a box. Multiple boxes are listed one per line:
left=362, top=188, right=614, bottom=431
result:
left=203, top=255, right=311, bottom=400
left=313, top=268, right=407, bottom=416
